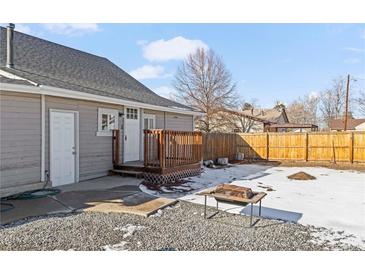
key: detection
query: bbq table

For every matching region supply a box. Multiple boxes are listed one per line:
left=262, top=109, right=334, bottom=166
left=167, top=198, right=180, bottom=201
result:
left=198, top=187, right=267, bottom=227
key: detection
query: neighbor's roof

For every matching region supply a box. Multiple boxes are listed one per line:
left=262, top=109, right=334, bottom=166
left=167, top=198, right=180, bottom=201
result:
left=240, top=108, right=288, bottom=123
left=329, top=118, right=365, bottom=130
left=0, top=27, right=192, bottom=111
left=268, top=123, right=318, bottom=129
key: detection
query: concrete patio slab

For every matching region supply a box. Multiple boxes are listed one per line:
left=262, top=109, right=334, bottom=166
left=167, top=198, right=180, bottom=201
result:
left=1, top=175, right=176, bottom=224
left=1, top=196, right=72, bottom=225
left=58, top=176, right=142, bottom=192
left=52, top=188, right=140, bottom=210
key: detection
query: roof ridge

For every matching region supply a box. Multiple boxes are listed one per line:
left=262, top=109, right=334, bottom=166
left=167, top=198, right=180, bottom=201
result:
left=0, top=26, right=109, bottom=61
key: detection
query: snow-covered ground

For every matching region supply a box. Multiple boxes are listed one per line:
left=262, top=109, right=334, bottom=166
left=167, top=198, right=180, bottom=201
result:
left=140, top=164, right=365, bottom=248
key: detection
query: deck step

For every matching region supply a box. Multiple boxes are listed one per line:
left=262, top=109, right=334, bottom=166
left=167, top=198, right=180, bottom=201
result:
left=113, top=165, right=145, bottom=172
left=110, top=169, right=143, bottom=177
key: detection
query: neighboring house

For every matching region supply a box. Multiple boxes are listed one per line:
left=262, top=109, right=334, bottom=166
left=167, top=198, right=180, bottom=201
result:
left=329, top=118, right=365, bottom=131
left=236, top=106, right=289, bottom=132
left=227, top=106, right=318, bottom=133
left=0, top=25, right=201, bottom=197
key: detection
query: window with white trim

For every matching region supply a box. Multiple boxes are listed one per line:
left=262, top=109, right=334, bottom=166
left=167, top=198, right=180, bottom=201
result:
left=97, top=108, right=119, bottom=136
left=143, top=114, right=155, bottom=129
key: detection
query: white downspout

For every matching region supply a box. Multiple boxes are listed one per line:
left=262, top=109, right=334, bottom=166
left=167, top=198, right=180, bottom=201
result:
left=41, top=94, right=45, bottom=182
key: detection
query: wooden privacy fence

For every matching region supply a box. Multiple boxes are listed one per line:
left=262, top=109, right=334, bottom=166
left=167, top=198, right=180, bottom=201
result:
left=144, top=129, right=203, bottom=169
left=203, top=131, right=365, bottom=163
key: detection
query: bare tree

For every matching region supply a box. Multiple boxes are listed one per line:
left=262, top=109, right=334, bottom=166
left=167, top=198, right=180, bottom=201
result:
left=319, top=77, right=347, bottom=128
left=287, top=94, right=319, bottom=125
left=173, top=48, right=237, bottom=132
left=226, top=100, right=259, bottom=132
left=357, top=91, right=365, bottom=116
left=287, top=99, right=306, bottom=124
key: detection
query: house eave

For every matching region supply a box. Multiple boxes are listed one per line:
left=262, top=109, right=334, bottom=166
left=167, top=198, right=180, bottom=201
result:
left=0, top=82, right=204, bottom=116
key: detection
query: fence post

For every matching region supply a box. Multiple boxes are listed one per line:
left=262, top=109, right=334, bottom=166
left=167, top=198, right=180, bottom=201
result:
left=266, top=132, right=269, bottom=160
left=350, top=132, right=354, bottom=163
left=305, top=132, right=308, bottom=162
left=331, top=133, right=336, bottom=163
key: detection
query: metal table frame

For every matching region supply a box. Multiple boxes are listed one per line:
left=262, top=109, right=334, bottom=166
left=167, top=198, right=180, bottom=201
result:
left=203, top=194, right=263, bottom=227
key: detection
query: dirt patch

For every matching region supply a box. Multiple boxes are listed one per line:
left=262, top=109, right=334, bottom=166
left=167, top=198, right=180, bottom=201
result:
left=287, top=171, right=316, bottom=180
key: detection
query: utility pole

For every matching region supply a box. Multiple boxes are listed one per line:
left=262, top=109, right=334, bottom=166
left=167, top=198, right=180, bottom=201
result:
left=344, top=74, right=350, bottom=131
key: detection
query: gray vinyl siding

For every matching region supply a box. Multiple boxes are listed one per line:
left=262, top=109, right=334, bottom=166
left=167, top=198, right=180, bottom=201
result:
left=143, top=109, right=194, bottom=131
left=164, top=112, right=194, bottom=131
left=143, top=109, right=165, bottom=129
left=44, top=96, right=123, bottom=181
left=0, top=91, right=42, bottom=197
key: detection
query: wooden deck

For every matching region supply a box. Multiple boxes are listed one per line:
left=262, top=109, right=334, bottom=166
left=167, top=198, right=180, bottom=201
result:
left=112, top=129, right=203, bottom=180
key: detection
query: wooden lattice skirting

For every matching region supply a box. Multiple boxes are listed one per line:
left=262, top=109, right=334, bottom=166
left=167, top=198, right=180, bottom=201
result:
left=143, top=167, right=202, bottom=185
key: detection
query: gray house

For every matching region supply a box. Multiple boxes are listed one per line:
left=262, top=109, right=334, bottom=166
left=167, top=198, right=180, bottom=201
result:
left=0, top=25, right=201, bottom=197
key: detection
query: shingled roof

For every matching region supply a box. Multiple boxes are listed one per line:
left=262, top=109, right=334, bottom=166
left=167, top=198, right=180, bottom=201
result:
left=240, top=107, right=289, bottom=123
left=0, top=27, right=192, bottom=110
left=329, top=118, right=365, bottom=130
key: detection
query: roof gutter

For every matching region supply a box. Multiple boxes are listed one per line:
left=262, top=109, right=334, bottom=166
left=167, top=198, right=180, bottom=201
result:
left=0, top=82, right=204, bottom=116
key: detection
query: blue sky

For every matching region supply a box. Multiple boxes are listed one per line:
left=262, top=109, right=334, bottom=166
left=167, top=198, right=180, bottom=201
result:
left=5, top=23, right=365, bottom=109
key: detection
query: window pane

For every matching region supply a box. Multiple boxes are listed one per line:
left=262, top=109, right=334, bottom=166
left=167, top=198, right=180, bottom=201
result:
left=109, top=115, right=116, bottom=129
left=144, top=118, right=148, bottom=129
left=101, top=114, right=108, bottom=130
left=149, top=118, right=154, bottom=128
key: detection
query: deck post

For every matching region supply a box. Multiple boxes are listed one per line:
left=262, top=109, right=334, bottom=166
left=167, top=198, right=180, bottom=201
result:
left=112, top=129, right=120, bottom=165
left=144, top=129, right=148, bottom=167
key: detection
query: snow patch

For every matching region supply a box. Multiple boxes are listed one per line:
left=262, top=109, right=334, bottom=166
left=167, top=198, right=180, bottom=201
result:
left=149, top=209, right=163, bottom=217
left=113, top=224, right=145, bottom=238
left=102, top=241, right=128, bottom=251
left=310, top=227, right=364, bottom=250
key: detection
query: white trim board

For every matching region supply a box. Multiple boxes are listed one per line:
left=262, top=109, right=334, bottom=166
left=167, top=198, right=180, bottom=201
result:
left=0, top=82, right=203, bottom=116
left=41, top=94, right=45, bottom=182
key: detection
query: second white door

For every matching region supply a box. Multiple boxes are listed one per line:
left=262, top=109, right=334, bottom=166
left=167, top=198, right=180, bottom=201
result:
left=124, top=107, right=140, bottom=162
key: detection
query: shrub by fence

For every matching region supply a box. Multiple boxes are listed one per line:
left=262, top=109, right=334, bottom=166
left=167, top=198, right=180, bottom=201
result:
left=202, top=131, right=365, bottom=163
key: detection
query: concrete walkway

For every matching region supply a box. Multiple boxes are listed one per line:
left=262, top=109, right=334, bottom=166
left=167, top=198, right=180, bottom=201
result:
left=1, top=176, right=175, bottom=225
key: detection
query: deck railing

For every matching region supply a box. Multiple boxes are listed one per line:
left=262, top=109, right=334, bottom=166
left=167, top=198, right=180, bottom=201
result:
left=144, top=129, right=202, bottom=169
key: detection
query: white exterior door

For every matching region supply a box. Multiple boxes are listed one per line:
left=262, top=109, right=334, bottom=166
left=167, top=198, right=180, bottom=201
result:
left=50, top=111, right=76, bottom=186
left=124, top=107, right=140, bottom=162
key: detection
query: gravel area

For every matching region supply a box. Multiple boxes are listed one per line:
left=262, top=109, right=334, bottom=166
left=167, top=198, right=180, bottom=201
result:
left=0, top=201, right=361, bottom=251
